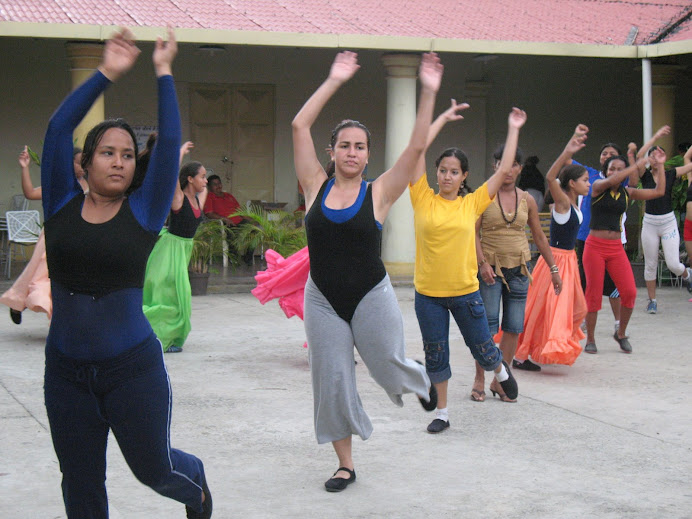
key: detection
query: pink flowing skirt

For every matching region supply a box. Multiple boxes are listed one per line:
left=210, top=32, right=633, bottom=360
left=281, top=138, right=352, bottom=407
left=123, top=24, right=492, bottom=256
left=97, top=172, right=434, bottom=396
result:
left=0, top=230, right=52, bottom=318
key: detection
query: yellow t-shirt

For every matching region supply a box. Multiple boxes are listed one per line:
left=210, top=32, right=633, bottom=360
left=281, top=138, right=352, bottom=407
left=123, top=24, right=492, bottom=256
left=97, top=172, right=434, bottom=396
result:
left=409, top=174, right=492, bottom=297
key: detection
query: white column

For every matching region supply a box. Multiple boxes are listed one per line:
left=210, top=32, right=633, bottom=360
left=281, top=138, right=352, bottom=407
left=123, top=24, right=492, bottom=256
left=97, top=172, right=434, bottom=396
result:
left=380, top=54, right=420, bottom=275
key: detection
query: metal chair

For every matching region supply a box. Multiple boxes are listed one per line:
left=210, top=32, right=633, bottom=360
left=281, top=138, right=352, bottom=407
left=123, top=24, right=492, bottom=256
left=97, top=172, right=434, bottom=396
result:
left=11, top=194, right=29, bottom=211
left=4, top=210, right=41, bottom=279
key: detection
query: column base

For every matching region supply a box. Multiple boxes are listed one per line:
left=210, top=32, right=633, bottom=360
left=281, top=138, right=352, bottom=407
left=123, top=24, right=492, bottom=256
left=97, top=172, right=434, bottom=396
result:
left=384, top=262, right=414, bottom=278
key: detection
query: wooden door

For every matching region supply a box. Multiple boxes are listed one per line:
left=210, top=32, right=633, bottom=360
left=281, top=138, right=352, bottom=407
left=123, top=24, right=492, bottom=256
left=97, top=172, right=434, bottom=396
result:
left=189, top=84, right=274, bottom=207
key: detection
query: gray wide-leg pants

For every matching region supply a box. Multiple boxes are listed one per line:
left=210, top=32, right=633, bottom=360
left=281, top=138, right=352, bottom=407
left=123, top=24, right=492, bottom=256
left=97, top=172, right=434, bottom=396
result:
left=304, top=274, right=431, bottom=444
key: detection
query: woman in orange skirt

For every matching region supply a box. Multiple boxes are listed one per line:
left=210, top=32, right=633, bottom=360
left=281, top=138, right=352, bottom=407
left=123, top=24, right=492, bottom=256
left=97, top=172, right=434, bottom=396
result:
left=515, top=125, right=591, bottom=367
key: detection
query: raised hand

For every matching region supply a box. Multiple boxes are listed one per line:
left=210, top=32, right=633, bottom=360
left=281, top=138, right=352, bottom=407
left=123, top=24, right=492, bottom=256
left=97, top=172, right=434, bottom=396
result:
left=627, top=142, right=638, bottom=156
left=419, top=52, right=443, bottom=93
left=328, top=51, right=360, bottom=84
left=153, top=27, right=177, bottom=77
left=654, top=125, right=671, bottom=140
left=180, top=141, right=194, bottom=156
left=441, top=99, right=470, bottom=123
left=99, top=27, right=140, bottom=82
left=18, top=146, right=30, bottom=169
left=565, top=125, right=588, bottom=155
left=508, top=107, right=527, bottom=129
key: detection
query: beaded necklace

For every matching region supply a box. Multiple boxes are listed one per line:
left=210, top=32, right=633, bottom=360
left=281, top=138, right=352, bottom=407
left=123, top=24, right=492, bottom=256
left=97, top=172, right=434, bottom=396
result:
left=498, top=187, right=518, bottom=228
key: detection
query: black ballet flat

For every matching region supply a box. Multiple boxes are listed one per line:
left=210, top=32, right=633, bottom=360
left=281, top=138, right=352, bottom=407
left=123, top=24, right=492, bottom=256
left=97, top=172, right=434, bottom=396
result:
left=10, top=308, right=22, bottom=325
left=325, top=467, right=356, bottom=492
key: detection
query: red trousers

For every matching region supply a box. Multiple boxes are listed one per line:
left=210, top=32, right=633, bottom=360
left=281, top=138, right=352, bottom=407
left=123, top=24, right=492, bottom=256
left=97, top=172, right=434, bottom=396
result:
left=583, top=235, right=636, bottom=312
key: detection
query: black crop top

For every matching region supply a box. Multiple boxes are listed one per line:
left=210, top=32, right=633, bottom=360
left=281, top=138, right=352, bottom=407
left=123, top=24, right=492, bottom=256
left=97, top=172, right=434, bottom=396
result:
left=305, top=179, right=386, bottom=322
left=590, top=186, right=629, bottom=233
left=168, top=194, right=202, bottom=239
left=642, top=168, right=676, bottom=215
left=45, top=193, right=158, bottom=297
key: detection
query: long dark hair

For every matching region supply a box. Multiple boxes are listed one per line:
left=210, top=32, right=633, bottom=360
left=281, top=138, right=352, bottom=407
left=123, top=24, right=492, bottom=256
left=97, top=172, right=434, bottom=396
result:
left=545, top=164, right=587, bottom=205
left=433, top=147, right=473, bottom=195
left=493, top=143, right=524, bottom=165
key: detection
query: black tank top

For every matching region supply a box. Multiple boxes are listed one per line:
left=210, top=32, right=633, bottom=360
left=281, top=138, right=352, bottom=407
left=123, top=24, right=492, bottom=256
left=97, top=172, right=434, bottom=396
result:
left=641, top=168, right=676, bottom=215
left=550, top=206, right=580, bottom=250
left=305, top=179, right=386, bottom=322
left=45, top=193, right=158, bottom=296
left=590, top=186, right=629, bottom=233
left=168, top=194, right=202, bottom=238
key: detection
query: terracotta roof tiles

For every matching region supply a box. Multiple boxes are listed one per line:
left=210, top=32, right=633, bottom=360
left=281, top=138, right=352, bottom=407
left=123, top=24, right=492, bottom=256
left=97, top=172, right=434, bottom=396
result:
left=1, top=0, right=690, bottom=46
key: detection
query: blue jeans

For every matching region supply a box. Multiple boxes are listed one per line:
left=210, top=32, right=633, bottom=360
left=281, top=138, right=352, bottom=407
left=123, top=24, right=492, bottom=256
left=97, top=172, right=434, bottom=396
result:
left=414, top=290, right=503, bottom=384
left=44, top=335, right=206, bottom=518
left=478, top=265, right=530, bottom=335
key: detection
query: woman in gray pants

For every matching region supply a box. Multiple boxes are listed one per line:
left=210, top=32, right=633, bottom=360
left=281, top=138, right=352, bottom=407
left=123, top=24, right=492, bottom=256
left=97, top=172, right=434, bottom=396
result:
left=292, top=50, right=442, bottom=492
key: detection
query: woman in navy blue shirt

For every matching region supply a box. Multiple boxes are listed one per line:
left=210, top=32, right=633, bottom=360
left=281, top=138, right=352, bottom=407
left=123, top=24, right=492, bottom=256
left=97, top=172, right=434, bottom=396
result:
left=41, top=29, right=211, bottom=519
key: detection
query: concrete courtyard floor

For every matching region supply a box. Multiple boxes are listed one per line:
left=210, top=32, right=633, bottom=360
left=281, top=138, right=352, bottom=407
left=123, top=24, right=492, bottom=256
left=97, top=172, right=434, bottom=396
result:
left=1, top=284, right=691, bottom=518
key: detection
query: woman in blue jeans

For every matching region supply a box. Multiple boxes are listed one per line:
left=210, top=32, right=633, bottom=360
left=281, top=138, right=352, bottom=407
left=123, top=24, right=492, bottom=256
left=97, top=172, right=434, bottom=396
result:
left=475, top=145, right=562, bottom=400
left=410, top=101, right=524, bottom=433
left=41, top=29, right=211, bottom=518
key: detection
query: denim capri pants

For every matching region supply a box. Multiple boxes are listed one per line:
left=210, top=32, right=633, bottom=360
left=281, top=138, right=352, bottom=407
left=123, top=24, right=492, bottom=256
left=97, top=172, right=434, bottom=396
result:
left=478, top=265, right=530, bottom=335
left=414, top=290, right=503, bottom=385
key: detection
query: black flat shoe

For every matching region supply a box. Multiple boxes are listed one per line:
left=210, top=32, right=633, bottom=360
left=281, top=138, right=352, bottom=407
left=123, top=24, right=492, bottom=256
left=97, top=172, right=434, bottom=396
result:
left=186, top=471, right=212, bottom=519
left=513, top=358, right=541, bottom=371
left=584, top=342, right=597, bottom=354
left=414, top=360, right=437, bottom=411
left=9, top=309, right=22, bottom=325
left=427, top=418, right=450, bottom=434
left=499, top=361, right=518, bottom=400
left=325, top=467, right=356, bottom=492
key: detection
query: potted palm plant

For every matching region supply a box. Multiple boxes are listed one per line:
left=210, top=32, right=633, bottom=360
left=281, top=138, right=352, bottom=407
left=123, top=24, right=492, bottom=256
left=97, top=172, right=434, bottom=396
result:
left=229, top=204, right=307, bottom=260
left=188, top=219, right=228, bottom=295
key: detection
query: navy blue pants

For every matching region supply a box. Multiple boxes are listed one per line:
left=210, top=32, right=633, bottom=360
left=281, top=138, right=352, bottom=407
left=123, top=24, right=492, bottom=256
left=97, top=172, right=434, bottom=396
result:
left=44, top=335, right=205, bottom=518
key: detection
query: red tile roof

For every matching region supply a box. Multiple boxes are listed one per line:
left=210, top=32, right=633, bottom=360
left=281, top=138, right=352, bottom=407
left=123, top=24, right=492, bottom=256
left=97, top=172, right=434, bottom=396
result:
left=1, top=0, right=690, bottom=45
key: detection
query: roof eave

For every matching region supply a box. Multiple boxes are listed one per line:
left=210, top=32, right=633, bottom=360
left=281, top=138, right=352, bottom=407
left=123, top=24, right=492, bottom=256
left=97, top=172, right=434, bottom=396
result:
left=1, top=22, right=690, bottom=58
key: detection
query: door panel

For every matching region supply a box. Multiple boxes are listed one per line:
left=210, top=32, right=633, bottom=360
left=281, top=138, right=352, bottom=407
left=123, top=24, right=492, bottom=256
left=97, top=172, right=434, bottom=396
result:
left=189, top=84, right=274, bottom=207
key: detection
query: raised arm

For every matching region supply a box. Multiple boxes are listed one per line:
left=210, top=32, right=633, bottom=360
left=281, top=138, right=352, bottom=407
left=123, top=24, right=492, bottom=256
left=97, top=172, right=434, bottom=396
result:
left=129, top=28, right=181, bottom=232
left=292, top=52, right=360, bottom=211
left=485, top=108, right=527, bottom=198
left=628, top=147, right=666, bottom=201
left=636, top=125, right=670, bottom=161
left=372, top=52, right=443, bottom=220
left=19, top=146, right=42, bottom=200
left=170, top=141, right=193, bottom=212
left=592, top=157, right=645, bottom=198
left=546, top=125, right=588, bottom=214
left=674, top=145, right=692, bottom=178
left=42, top=29, right=140, bottom=219
left=411, top=98, right=470, bottom=185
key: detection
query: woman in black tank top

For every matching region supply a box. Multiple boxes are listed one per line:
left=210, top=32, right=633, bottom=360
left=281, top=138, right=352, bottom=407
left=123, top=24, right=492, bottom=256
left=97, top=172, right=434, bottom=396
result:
left=582, top=148, right=666, bottom=355
left=292, top=51, right=443, bottom=492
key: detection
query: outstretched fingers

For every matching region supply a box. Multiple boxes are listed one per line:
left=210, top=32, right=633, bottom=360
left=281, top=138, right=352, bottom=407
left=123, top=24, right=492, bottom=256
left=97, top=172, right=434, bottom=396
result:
left=100, top=27, right=141, bottom=81
left=443, top=99, right=470, bottom=122
left=419, top=52, right=443, bottom=92
left=328, top=51, right=360, bottom=84
left=153, top=27, right=177, bottom=76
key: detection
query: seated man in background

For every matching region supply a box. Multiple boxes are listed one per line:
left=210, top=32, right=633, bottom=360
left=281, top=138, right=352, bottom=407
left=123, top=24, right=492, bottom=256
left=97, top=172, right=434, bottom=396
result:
left=204, top=174, right=254, bottom=265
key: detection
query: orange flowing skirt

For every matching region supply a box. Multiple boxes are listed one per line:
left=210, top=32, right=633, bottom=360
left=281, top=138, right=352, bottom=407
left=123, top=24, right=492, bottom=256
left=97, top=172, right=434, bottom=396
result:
left=515, top=247, right=586, bottom=366
left=0, top=230, right=52, bottom=318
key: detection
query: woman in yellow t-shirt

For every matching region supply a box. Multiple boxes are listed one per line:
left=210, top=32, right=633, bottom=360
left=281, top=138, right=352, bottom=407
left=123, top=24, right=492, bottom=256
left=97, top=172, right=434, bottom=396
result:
left=410, top=102, right=525, bottom=434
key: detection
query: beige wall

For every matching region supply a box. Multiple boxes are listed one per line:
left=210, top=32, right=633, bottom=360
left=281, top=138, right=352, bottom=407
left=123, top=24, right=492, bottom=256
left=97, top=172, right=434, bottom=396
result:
left=1, top=37, right=690, bottom=219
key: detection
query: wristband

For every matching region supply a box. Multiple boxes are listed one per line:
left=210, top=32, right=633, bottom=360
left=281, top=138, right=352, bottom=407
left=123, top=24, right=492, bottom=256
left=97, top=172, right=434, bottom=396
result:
left=549, top=265, right=559, bottom=274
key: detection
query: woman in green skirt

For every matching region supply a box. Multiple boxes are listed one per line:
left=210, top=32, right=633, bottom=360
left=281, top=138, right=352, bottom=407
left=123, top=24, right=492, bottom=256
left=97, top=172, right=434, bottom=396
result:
left=143, top=155, right=208, bottom=352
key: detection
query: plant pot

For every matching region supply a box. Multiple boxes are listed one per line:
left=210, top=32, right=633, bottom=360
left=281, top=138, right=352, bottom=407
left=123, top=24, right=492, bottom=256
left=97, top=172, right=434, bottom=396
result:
left=189, top=271, right=211, bottom=296
left=630, top=261, right=646, bottom=288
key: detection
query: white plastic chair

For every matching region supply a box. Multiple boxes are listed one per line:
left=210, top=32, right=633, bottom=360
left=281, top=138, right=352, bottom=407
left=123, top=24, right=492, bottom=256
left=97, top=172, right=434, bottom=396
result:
left=11, top=194, right=29, bottom=211
left=4, top=210, right=41, bottom=279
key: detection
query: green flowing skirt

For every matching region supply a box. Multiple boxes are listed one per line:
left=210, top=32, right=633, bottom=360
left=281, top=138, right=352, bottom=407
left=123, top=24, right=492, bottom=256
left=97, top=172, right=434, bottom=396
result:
left=143, top=229, right=194, bottom=351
